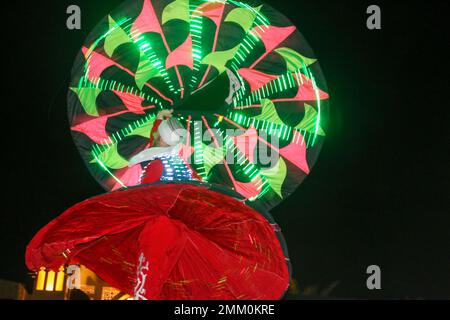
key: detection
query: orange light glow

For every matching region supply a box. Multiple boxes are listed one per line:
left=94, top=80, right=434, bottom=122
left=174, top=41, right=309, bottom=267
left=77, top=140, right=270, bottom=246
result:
left=45, top=270, right=56, bottom=291
left=55, top=266, right=65, bottom=291
left=36, top=267, right=46, bottom=291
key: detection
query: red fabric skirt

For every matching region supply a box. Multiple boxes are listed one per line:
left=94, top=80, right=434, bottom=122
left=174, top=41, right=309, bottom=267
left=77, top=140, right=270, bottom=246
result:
left=26, top=183, right=290, bottom=300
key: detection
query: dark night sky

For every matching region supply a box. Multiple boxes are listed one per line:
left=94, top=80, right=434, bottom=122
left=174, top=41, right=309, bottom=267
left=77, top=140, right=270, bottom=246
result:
left=0, top=0, right=448, bottom=299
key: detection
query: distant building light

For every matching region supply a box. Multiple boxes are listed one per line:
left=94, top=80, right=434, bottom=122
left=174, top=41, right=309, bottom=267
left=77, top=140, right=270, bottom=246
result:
left=45, top=271, right=56, bottom=291
left=55, top=266, right=65, bottom=292
left=35, top=266, right=66, bottom=292
left=36, top=267, right=46, bottom=291
left=31, top=264, right=126, bottom=299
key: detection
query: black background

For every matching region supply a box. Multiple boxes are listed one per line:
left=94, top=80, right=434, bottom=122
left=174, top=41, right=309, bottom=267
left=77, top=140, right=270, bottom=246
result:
left=0, top=0, right=448, bottom=299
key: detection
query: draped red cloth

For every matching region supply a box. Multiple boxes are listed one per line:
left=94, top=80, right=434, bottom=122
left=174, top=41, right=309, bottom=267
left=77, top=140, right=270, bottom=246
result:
left=26, top=183, right=289, bottom=300
left=147, top=118, right=162, bottom=148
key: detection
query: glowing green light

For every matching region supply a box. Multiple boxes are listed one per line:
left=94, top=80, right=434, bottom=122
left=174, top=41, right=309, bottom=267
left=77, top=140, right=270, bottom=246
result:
left=92, top=151, right=127, bottom=189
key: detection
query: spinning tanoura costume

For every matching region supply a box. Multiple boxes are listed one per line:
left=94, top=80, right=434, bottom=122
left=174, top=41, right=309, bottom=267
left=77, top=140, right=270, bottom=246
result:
left=26, top=0, right=329, bottom=300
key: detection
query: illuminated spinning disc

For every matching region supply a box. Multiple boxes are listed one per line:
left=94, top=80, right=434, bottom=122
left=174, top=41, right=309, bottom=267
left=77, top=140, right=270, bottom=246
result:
left=68, top=0, right=330, bottom=210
